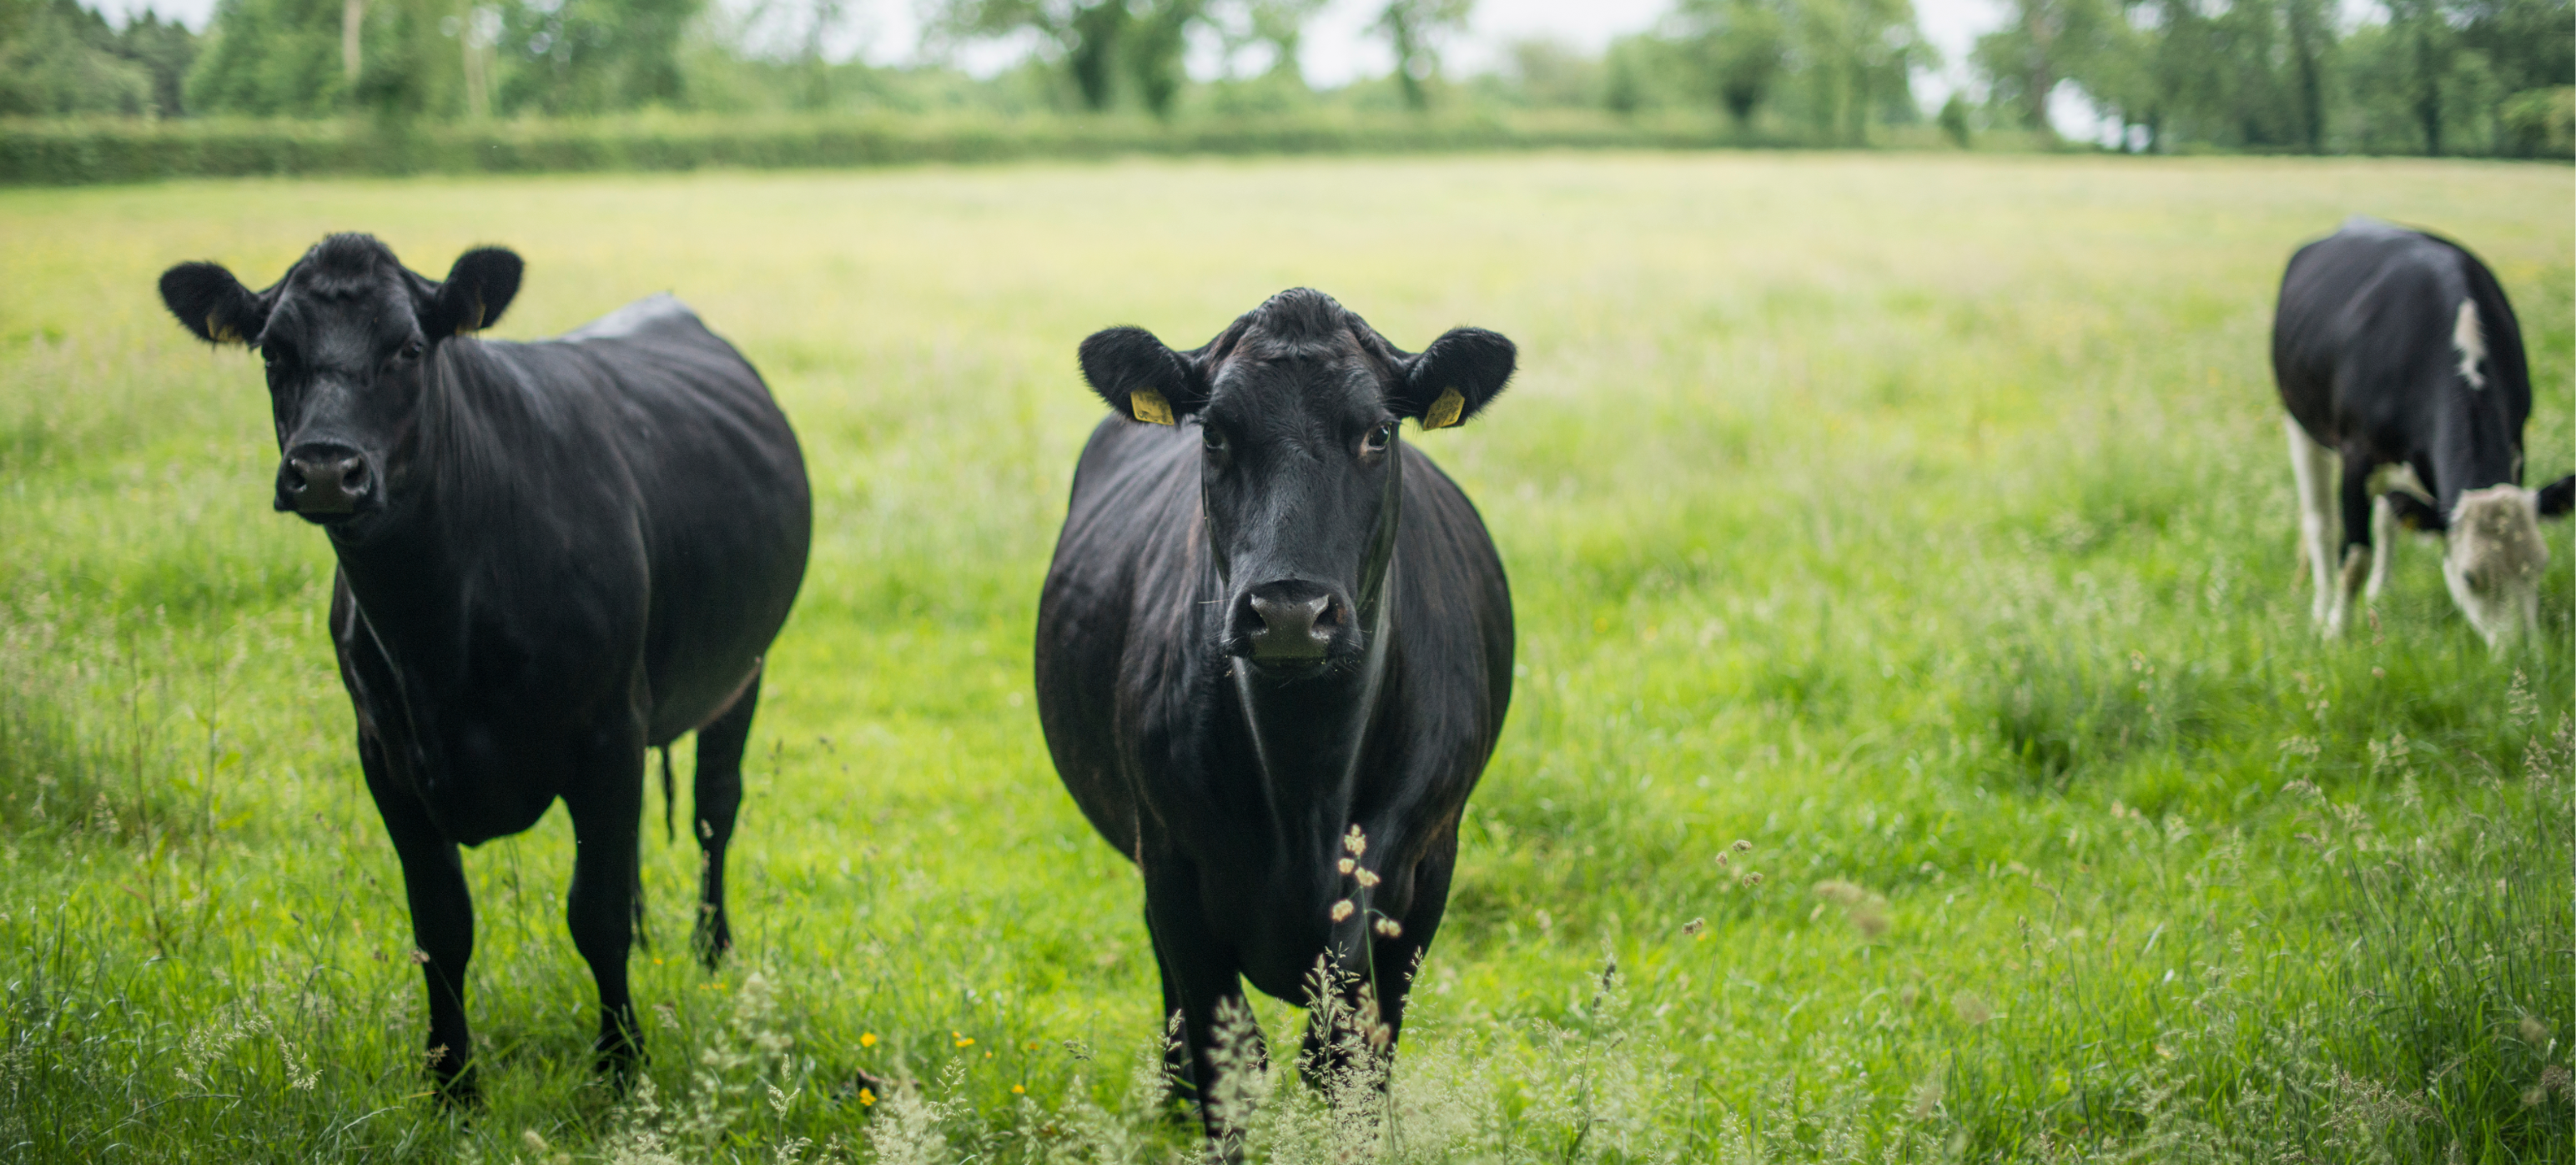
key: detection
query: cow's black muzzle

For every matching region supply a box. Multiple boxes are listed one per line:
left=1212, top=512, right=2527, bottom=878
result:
left=278, top=443, right=377, bottom=521
left=1230, top=579, right=1352, bottom=666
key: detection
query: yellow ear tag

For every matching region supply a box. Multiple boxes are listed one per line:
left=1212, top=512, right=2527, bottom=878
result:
left=1130, top=389, right=1176, bottom=426
left=208, top=314, right=239, bottom=344
left=1421, top=387, right=1467, bottom=431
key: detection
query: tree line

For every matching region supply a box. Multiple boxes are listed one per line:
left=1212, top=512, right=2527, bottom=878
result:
left=0, top=0, right=2566, bottom=157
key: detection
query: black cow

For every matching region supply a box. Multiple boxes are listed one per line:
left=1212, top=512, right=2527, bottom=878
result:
left=155, top=235, right=811, bottom=1095
left=2273, top=217, right=2573, bottom=648
left=1034, top=290, right=1516, bottom=1140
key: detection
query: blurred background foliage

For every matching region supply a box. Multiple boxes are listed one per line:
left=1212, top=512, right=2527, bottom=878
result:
left=0, top=0, right=2566, bottom=158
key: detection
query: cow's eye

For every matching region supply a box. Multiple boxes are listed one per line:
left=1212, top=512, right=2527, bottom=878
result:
left=1364, top=422, right=1396, bottom=453
left=1202, top=425, right=1227, bottom=452
left=397, top=339, right=425, bottom=362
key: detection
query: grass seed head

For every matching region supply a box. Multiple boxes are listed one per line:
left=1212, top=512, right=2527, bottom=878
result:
left=1330, top=900, right=1354, bottom=922
left=1373, top=917, right=1402, bottom=937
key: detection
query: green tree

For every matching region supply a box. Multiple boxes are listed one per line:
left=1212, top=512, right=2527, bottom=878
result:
left=1789, top=0, right=1927, bottom=144
left=0, top=0, right=158, bottom=115
left=494, top=0, right=699, bottom=113
left=934, top=0, right=1137, bottom=111
left=187, top=0, right=348, bottom=113
left=1124, top=0, right=1199, bottom=117
left=1675, top=0, right=1788, bottom=128
left=1374, top=0, right=1468, bottom=110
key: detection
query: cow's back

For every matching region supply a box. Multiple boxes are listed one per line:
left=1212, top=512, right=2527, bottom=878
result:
left=2273, top=219, right=2530, bottom=454
left=475, top=296, right=811, bottom=744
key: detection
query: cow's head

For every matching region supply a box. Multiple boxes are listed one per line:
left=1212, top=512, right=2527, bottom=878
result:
left=1079, top=290, right=1514, bottom=674
left=157, top=234, right=521, bottom=533
left=2392, top=476, right=2573, bottom=648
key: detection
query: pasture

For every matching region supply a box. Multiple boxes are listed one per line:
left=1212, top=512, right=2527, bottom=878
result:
left=0, top=153, right=2568, bottom=1162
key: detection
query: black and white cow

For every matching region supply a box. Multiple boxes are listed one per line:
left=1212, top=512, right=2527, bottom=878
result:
left=157, top=235, right=811, bottom=1096
left=1034, top=290, right=1516, bottom=1141
left=2272, top=217, right=2573, bottom=647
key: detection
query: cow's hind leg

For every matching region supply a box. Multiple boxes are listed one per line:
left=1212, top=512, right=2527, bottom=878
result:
left=360, top=734, right=478, bottom=1101
left=690, top=668, right=762, bottom=968
left=2367, top=492, right=2397, bottom=601
left=563, top=725, right=647, bottom=1075
left=2286, top=417, right=2340, bottom=627
left=1299, top=829, right=1458, bottom=1096
left=2327, top=451, right=2376, bottom=638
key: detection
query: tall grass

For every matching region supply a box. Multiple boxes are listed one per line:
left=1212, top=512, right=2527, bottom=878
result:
left=0, top=154, right=2568, bottom=1161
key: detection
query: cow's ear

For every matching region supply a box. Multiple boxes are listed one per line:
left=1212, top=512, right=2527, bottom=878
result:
left=425, top=247, right=522, bottom=338
left=158, top=261, right=266, bottom=345
left=1396, top=326, right=1516, bottom=431
left=2538, top=475, right=2575, bottom=520
left=2385, top=491, right=2446, bottom=532
left=1079, top=325, right=1206, bottom=425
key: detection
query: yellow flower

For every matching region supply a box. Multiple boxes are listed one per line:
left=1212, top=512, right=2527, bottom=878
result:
left=1012, top=1083, right=1025, bottom=1094
left=860, top=1032, right=878, bottom=1047
left=858, top=1087, right=877, bottom=1106
left=955, top=1035, right=975, bottom=1047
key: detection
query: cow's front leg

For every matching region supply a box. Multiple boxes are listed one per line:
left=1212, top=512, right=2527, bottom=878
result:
left=360, top=733, right=478, bottom=1101
left=1300, top=828, right=1457, bottom=1094
left=689, top=668, right=761, bottom=968
left=564, top=725, right=647, bottom=1076
left=1141, top=858, right=1260, bottom=1147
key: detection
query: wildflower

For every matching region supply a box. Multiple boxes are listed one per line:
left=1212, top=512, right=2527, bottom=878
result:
left=1713, top=851, right=1730, bottom=867
left=860, top=1031, right=878, bottom=1047
left=1330, top=900, right=1355, bottom=922
left=1738, top=871, right=1763, bottom=888
left=858, top=1087, right=876, bottom=1106
left=1344, top=825, right=1367, bottom=856
left=1374, top=917, right=1403, bottom=938
left=1012, top=1083, right=1025, bottom=1094
left=1681, top=917, right=1705, bottom=937
left=1732, top=840, right=1753, bottom=853
left=1338, top=858, right=1356, bottom=875
left=953, top=1032, right=974, bottom=1047
left=1353, top=866, right=1381, bottom=888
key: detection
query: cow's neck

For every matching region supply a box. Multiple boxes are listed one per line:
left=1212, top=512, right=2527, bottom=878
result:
left=2431, top=394, right=2522, bottom=514
left=324, top=340, right=524, bottom=659
left=1225, top=565, right=1396, bottom=864
left=1219, top=456, right=1404, bottom=873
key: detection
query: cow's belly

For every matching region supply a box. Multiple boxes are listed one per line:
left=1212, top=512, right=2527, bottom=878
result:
left=409, top=717, right=580, bottom=846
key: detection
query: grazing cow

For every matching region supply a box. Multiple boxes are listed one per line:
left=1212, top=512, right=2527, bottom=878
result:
left=1034, top=289, right=1516, bottom=1141
left=155, top=235, right=811, bottom=1096
left=2272, top=217, right=2573, bottom=648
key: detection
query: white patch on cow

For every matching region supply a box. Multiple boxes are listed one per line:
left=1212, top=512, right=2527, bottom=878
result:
left=2367, top=494, right=2397, bottom=600
left=2453, top=299, right=2487, bottom=390
left=2443, top=485, right=2548, bottom=650
left=2286, top=417, right=2342, bottom=628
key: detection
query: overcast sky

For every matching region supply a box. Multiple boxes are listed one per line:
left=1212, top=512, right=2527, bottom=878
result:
left=93, top=0, right=2019, bottom=119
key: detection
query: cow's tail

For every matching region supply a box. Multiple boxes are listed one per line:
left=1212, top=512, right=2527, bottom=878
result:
left=658, top=744, right=676, bottom=844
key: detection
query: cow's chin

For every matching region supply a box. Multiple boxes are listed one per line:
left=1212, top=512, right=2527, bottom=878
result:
left=1231, top=645, right=1364, bottom=683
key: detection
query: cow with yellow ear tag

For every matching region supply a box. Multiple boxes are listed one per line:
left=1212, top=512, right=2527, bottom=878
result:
left=1034, top=289, right=1517, bottom=1145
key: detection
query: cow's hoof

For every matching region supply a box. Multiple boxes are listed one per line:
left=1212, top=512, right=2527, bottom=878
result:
left=692, top=913, right=732, bottom=970
left=429, top=1058, right=480, bottom=1108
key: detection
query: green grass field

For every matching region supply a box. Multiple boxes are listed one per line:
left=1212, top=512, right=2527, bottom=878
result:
left=1, top=154, right=2569, bottom=1163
